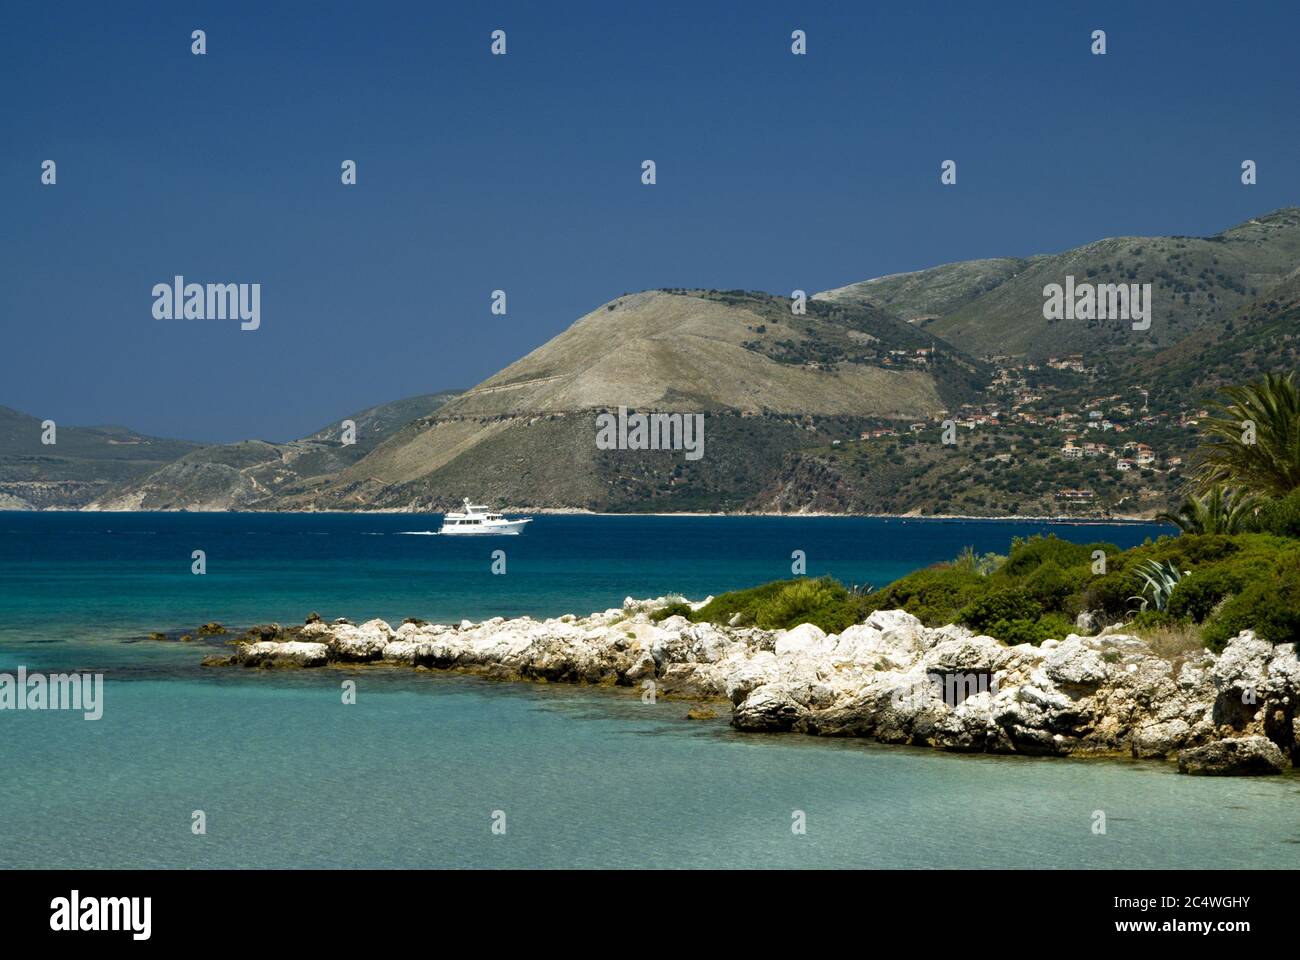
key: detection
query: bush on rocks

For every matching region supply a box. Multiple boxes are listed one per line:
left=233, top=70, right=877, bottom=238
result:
left=1166, top=567, right=1246, bottom=623
left=1202, top=565, right=1300, bottom=651
left=957, top=587, right=1042, bottom=634
left=650, top=601, right=693, bottom=622
left=691, top=577, right=868, bottom=633
left=859, top=565, right=987, bottom=627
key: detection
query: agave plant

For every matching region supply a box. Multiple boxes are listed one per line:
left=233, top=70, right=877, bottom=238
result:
left=1128, top=558, right=1186, bottom=613
left=1192, top=372, right=1300, bottom=498
left=1156, top=485, right=1260, bottom=535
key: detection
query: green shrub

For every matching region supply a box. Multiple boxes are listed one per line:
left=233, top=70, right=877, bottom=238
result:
left=753, top=578, right=864, bottom=633
left=1202, top=565, right=1300, bottom=651
left=1081, top=568, right=1143, bottom=619
left=951, top=546, right=1004, bottom=576
left=999, top=612, right=1074, bottom=645
left=956, top=588, right=1043, bottom=640
left=1129, top=609, right=1181, bottom=631
left=1021, top=561, right=1084, bottom=611
left=650, top=601, right=693, bottom=622
left=1166, top=568, right=1245, bottom=623
left=692, top=577, right=867, bottom=633
left=1161, top=534, right=1240, bottom=566
left=999, top=535, right=1111, bottom=578
left=861, top=565, right=987, bottom=627
left=689, top=530, right=1300, bottom=654
left=691, top=579, right=797, bottom=628
left=1248, top=489, right=1300, bottom=537
left=957, top=587, right=1042, bottom=630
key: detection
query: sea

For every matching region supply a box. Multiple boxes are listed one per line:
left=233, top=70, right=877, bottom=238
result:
left=1, top=511, right=1296, bottom=869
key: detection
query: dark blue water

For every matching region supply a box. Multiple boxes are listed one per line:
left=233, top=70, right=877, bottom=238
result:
left=0, top=512, right=1167, bottom=641
left=5, top=512, right=1297, bottom=869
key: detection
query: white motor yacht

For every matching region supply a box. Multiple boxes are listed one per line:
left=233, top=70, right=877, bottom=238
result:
left=438, top=499, right=532, bottom=535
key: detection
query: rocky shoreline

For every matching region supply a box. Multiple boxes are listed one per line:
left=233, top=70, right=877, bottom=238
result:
left=199, top=597, right=1299, bottom=777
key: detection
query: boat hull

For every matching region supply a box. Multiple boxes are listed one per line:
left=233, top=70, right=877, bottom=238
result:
left=438, top=519, right=532, bottom=535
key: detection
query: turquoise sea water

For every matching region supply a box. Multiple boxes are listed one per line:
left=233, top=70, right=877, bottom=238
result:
left=2, top=512, right=1297, bottom=869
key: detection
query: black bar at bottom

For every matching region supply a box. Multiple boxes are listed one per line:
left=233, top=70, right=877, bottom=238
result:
left=0, top=868, right=1282, bottom=945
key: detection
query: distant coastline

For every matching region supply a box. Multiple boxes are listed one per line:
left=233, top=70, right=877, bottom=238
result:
left=14, top=505, right=1171, bottom=524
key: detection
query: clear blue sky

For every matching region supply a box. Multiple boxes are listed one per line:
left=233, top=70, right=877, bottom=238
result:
left=2, top=1, right=1296, bottom=442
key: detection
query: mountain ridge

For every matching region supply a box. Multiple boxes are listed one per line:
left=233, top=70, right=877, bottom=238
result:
left=9, top=207, right=1299, bottom=517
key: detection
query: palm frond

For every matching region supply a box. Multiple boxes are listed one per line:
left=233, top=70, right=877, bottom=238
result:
left=1156, top=485, right=1261, bottom=535
left=1190, top=372, right=1300, bottom=498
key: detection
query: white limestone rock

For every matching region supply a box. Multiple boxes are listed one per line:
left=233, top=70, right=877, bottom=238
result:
left=329, top=618, right=394, bottom=662
left=732, top=682, right=809, bottom=732
left=724, top=652, right=780, bottom=704
left=1043, top=637, right=1111, bottom=688
left=774, top=622, right=829, bottom=658
left=206, top=599, right=1295, bottom=775
left=238, top=640, right=329, bottom=668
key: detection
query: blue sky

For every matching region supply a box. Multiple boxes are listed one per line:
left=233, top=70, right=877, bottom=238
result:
left=2, top=1, right=1296, bottom=442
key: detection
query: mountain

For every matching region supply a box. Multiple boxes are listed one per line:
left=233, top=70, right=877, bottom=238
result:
left=819, top=207, right=1300, bottom=362
left=291, top=207, right=1300, bottom=517
left=816, top=257, right=1036, bottom=322
left=15, top=207, right=1300, bottom=517
left=269, top=289, right=987, bottom=512
left=773, top=211, right=1300, bottom=516
left=84, top=392, right=459, bottom=511
left=0, top=407, right=200, bottom=509
left=1136, top=265, right=1300, bottom=395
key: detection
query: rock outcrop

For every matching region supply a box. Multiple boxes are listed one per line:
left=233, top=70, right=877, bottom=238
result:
left=199, top=599, right=1300, bottom=775
left=1177, top=736, right=1288, bottom=776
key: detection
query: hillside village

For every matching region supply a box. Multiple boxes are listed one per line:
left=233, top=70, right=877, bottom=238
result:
left=813, top=351, right=1205, bottom=517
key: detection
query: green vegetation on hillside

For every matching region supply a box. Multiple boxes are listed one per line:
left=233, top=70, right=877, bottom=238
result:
left=87, top=392, right=458, bottom=511
left=775, top=419, right=1192, bottom=517
left=919, top=208, right=1300, bottom=359
left=0, top=405, right=201, bottom=509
